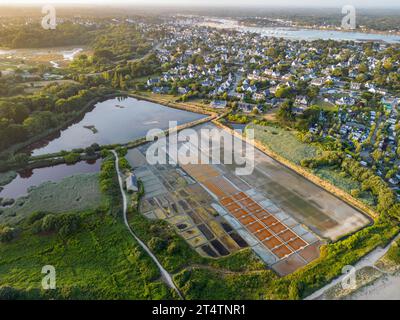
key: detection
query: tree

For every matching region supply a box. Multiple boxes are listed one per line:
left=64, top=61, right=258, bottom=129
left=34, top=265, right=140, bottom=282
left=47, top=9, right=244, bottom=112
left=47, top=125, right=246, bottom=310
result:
left=383, top=59, right=393, bottom=71
left=358, top=63, right=368, bottom=73
left=148, top=237, right=167, bottom=253
left=371, top=149, right=383, bottom=162
left=63, top=153, right=80, bottom=164
left=277, top=100, right=294, bottom=123
left=85, top=146, right=96, bottom=156
left=351, top=189, right=360, bottom=198
left=275, top=86, right=292, bottom=99
left=112, top=72, right=119, bottom=88
left=306, top=86, right=320, bottom=101
left=0, top=225, right=17, bottom=243
left=41, top=215, right=58, bottom=232
left=119, top=75, right=127, bottom=90
left=93, top=49, right=114, bottom=61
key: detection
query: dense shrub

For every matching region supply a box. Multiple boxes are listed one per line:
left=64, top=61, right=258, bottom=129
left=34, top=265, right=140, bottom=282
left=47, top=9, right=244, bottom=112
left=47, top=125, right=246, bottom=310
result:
left=226, top=114, right=249, bottom=124
left=41, top=214, right=58, bottom=233
left=148, top=237, right=168, bottom=253
left=63, top=153, right=81, bottom=165
left=25, top=211, right=47, bottom=226
left=0, top=286, right=20, bottom=300
left=301, top=151, right=398, bottom=219
left=116, top=146, right=128, bottom=157
left=0, top=225, right=17, bottom=243
left=118, top=158, right=131, bottom=171
left=99, top=158, right=119, bottom=196
left=0, top=83, right=103, bottom=153
left=30, top=212, right=81, bottom=237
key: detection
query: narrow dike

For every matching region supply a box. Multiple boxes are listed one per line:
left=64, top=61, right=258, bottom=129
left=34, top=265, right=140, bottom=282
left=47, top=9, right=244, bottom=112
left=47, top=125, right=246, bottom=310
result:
left=111, top=150, right=183, bottom=299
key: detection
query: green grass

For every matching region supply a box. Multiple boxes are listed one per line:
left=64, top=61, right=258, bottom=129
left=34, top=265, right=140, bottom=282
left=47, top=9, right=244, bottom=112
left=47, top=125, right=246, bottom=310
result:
left=311, top=99, right=339, bottom=112
left=0, top=186, right=274, bottom=300
left=0, top=171, right=17, bottom=186
left=0, top=208, right=176, bottom=300
left=384, top=240, right=400, bottom=265
left=314, top=167, right=375, bottom=206
left=210, top=249, right=267, bottom=272
left=131, top=73, right=161, bottom=83
left=249, top=124, right=318, bottom=164
left=128, top=209, right=206, bottom=273
left=1, top=173, right=105, bottom=225
left=174, top=268, right=277, bottom=300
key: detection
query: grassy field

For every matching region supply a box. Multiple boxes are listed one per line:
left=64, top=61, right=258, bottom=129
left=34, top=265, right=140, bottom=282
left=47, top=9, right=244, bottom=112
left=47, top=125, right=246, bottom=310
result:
left=174, top=268, right=277, bottom=300
left=377, top=239, right=400, bottom=273
left=315, top=167, right=375, bottom=206
left=24, top=80, right=79, bottom=94
left=311, top=98, right=339, bottom=112
left=0, top=165, right=275, bottom=300
left=249, top=123, right=318, bottom=164
left=0, top=173, right=104, bottom=225
left=0, top=208, right=175, bottom=300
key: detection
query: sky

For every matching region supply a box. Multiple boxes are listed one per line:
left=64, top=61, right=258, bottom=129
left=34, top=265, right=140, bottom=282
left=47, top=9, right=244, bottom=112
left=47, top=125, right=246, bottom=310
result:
left=0, top=0, right=399, bottom=8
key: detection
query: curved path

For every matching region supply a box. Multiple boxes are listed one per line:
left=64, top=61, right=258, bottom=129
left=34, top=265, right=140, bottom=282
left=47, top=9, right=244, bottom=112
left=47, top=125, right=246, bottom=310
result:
left=111, top=150, right=183, bottom=299
left=305, top=233, right=400, bottom=300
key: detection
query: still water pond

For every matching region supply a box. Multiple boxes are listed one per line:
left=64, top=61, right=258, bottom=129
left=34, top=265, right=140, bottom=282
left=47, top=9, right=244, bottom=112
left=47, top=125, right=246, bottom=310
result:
left=31, top=97, right=206, bottom=156
left=0, top=159, right=101, bottom=200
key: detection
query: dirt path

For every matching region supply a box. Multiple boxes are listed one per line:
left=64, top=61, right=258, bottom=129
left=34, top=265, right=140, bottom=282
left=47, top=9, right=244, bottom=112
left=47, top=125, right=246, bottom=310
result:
left=111, top=150, right=183, bottom=299
left=305, top=233, right=400, bottom=300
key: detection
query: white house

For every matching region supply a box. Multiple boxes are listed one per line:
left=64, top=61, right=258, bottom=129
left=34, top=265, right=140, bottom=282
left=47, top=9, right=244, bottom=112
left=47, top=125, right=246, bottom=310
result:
left=126, top=173, right=138, bottom=193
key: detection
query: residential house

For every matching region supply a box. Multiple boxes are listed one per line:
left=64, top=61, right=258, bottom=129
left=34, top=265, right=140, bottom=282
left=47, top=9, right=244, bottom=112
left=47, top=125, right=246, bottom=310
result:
left=126, top=173, right=138, bottom=193
left=210, top=100, right=227, bottom=109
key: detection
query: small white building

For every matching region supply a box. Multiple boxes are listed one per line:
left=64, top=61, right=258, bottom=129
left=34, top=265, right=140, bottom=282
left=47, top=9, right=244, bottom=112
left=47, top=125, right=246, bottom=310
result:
left=126, top=173, right=138, bottom=193
left=210, top=100, right=227, bottom=109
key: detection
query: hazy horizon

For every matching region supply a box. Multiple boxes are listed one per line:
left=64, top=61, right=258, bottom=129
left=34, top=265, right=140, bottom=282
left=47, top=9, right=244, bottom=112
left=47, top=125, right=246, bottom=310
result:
left=0, top=0, right=400, bottom=9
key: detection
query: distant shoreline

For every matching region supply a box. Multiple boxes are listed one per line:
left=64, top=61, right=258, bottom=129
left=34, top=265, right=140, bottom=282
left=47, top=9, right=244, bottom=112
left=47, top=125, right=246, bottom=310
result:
left=200, top=17, right=400, bottom=42
left=241, top=21, right=400, bottom=37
